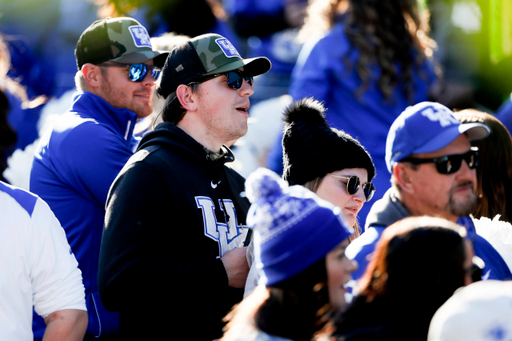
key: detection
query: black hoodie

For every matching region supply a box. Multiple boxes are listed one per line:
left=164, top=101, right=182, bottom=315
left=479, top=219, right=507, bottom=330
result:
left=98, top=123, right=251, bottom=340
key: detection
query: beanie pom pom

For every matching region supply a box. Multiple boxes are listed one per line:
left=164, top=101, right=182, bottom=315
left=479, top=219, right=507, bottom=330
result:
left=245, top=168, right=287, bottom=203
left=283, top=97, right=328, bottom=127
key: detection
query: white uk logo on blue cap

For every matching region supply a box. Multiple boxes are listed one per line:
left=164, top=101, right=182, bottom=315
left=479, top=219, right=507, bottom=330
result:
left=129, top=25, right=152, bottom=48
left=419, top=103, right=459, bottom=127
left=215, top=38, right=241, bottom=58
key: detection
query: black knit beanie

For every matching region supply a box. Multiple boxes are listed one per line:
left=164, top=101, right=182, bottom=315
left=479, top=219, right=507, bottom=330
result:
left=282, top=98, right=376, bottom=186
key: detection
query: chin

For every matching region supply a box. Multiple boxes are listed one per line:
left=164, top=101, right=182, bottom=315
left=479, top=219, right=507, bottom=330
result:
left=343, top=215, right=356, bottom=227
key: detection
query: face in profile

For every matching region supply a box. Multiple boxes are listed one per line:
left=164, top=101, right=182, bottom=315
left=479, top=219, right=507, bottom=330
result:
left=325, top=238, right=358, bottom=310
left=406, top=134, right=478, bottom=220
left=316, top=168, right=369, bottom=227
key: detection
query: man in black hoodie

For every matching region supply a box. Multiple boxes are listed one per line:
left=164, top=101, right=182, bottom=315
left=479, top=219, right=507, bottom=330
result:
left=98, top=33, right=271, bottom=340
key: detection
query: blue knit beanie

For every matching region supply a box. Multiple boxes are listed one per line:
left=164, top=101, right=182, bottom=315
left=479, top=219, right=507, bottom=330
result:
left=245, top=168, right=353, bottom=286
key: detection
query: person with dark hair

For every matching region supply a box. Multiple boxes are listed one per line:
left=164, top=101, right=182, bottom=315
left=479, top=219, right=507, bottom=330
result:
left=0, top=88, right=16, bottom=182
left=221, top=167, right=357, bottom=341
left=333, top=216, right=476, bottom=340
left=29, top=17, right=168, bottom=340
left=453, top=109, right=512, bottom=223
left=346, top=101, right=511, bottom=289
left=98, top=33, right=271, bottom=340
left=267, top=0, right=437, bottom=228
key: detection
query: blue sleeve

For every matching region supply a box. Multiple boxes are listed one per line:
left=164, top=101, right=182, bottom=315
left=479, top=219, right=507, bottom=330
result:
left=55, top=123, right=133, bottom=207
left=495, top=96, right=512, bottom=135
left=473, top=234, right=512, bottom=280
left=345, top=226, right=386, bottom=281
left=289, top=32, right=338, bottom=102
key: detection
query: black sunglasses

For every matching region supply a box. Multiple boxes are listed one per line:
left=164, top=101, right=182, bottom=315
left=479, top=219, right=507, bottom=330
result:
left=98, top=62, right=162, bottom=82
left=192, top=70, right=254, bottom=89
left=402, top=147, right=479, bottom=175
left=330, top=175, right=376, bottom=202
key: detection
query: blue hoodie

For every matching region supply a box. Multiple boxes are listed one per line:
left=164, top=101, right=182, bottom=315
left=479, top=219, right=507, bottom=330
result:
left=30, top=91, right=139, bottom=339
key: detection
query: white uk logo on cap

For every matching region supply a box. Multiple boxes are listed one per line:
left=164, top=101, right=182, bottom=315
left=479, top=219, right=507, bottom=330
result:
left=129, top=25, right=152, bottom=48
left=420, top=104, right=459, bottom=127
left=215, top=38, right=241, bottom=58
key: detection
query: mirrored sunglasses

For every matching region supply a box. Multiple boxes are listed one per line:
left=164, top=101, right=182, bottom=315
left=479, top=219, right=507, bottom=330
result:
left=402, top=147, right=479, bottom=175
left=193, top=70, right=254, bottom=89
left=98, top=62, right=161, bottom=82
left=330, top=175, right=376, bottom=202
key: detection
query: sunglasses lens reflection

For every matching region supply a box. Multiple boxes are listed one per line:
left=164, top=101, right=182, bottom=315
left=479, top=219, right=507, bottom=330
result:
left=128, top=64, right=147, bottom=82
left=436, top=150, right=478, bottom=174
left=346, top=176, right=360, bottom=195
left=225, top=71, right=254, bottom=89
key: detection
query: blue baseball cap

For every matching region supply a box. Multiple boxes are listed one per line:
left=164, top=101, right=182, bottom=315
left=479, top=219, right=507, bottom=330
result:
left=386, top=102, right=490, bottom=173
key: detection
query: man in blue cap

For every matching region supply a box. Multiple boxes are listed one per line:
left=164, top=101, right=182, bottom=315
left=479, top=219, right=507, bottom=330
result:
left=346, top=101, right=511, bottom=287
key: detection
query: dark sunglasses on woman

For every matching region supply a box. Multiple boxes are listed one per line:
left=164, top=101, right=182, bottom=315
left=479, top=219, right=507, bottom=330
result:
left=401, top=147, right=479, bottom=175
left=330, top=175, right=376, bottom=202
left=98, top=62, right=162, bottom=82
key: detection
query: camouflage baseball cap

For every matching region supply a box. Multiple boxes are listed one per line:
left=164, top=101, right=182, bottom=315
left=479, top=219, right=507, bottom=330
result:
left=75, top=17, right=169, bottom=70
left=157, top=33, right=271, bottom=100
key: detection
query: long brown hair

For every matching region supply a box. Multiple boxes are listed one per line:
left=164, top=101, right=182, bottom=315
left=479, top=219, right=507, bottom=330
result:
left=358, top=217, right=467, bottom=302
left=222, top=258, right=332, bottom=341
left=300, top=0, right=434, bottom=103
left=454, top=109, right=512, bottom=223
left=332, top=217, right=468, bottom=340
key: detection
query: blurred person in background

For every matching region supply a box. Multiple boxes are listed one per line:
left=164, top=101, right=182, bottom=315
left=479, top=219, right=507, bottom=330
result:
left=224, top=0, right=308, bottom=103
left=0, top=33, right=45, bottom=155
left=333, top=216, right=478, bottom=341
left=0, top=87, right=16, bottom=183
left=454, top=109, right=512, bottom=272
left=96, top=0, right=237, bottom=45
left=454, top=109, right=512, bottom=223
left=221, top=168, right=357, bottom=341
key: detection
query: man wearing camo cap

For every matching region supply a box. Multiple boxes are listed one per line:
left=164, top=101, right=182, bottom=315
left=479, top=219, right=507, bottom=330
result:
left=30, top=17, right=168, bottom=340
left=98, top=33, right=271, bottom=340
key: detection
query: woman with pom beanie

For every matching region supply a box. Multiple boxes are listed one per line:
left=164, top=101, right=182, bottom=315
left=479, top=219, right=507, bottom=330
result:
left=282, top=97, right=376, bottom=235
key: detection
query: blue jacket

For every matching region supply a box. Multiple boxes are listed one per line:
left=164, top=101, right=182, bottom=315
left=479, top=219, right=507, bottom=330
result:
left=268, top=22, right=436, bottom=228
left=346, top=188, right=512, bottom=282
left=30, top=91, right=139, bottom=339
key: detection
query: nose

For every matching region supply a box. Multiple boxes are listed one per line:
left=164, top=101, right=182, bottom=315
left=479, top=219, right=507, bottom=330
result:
left=349, top=259, right=358, bottom=273
left=141, top=66, right=157, bottom=86
left=352, top=186, right=366, bottom=203
left=457, top=156, right=477, bottom=182
left=239, top=77, right=254, bottom=97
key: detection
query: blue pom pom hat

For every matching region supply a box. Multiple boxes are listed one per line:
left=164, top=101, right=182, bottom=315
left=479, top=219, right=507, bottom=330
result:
left=245, top=168, right=354, bottom=286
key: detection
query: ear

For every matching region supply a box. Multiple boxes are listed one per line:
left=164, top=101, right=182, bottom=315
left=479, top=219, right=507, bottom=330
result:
left=81, top=63, right=102, bottom=88
left=176, top=84, right=198, bottom=112
left=393, top=163, right=415, bottom=194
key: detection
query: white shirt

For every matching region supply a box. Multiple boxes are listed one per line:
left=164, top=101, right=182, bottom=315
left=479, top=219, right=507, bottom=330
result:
left=0, top=182, right=86, bottom=341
